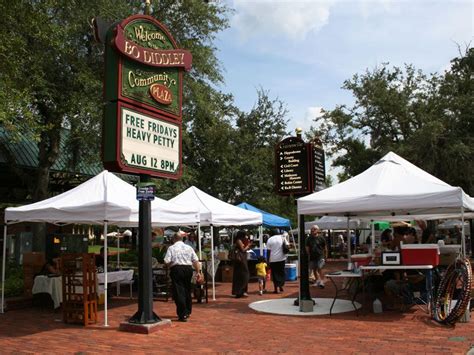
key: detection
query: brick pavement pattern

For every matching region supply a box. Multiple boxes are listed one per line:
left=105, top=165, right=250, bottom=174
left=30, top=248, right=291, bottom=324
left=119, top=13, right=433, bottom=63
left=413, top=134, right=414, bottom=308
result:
left=1, top=261, right=473, bottom=354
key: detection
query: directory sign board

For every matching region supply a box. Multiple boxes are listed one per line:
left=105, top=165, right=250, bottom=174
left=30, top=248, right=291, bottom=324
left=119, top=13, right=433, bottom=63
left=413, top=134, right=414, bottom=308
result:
left=275, top=137, right=311, bottom=195
left=311, top=145, right=326, bottom=192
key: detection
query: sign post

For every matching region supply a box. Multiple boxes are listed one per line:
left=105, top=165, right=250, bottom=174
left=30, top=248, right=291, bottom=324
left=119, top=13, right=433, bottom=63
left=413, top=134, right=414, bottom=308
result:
left=102, top=10, right=191, bottom=333
left=129, top=178, right=160, bottom=324
left=275, top=131, right=313, bottom=311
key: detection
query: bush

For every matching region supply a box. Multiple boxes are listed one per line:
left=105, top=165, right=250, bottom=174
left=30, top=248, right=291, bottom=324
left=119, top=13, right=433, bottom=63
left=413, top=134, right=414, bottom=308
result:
left=1, top=261, right=24, bottom=297
left=119, top=249, right=138, bottom=263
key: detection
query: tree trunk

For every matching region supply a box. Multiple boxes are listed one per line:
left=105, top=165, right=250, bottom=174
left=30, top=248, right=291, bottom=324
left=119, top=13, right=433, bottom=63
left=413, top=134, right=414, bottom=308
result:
left=32, top=123, right=61, bottom=252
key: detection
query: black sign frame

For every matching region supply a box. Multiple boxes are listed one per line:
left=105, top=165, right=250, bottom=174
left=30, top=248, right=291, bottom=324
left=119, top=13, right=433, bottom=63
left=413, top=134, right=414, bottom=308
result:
left=274, top=136, right=312, bottom=195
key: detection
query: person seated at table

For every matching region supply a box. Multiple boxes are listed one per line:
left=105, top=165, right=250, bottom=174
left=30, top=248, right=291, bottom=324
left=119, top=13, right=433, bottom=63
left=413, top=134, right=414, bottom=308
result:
left=383, top=270, right=414, bottom=311
left=39, top=253, right=61, bottom=276
left=380, top=229, right=393, bottom=250
left=405, top=227, right=419, bottom=244
left=421, top=228, right=436, bottom=244
left=390, top=227, right=406, bottom=251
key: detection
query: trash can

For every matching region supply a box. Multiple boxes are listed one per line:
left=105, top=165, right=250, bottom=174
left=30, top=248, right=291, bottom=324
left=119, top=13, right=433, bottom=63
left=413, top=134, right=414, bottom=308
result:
left=285, top=264, right=297, bottom=281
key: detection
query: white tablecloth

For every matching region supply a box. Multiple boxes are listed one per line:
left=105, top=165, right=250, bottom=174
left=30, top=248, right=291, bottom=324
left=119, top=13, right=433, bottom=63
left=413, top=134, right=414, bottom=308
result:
left=97, top=270, right=134, bottom=284
left=32, top=276, right=62, bottom=309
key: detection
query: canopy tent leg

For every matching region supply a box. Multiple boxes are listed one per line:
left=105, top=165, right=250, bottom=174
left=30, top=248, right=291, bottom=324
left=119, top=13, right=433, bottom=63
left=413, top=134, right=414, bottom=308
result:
left=259, top=225, right=263, bottom=254
left=1, top=225, right=7, bottom=313
left=104, top=222, right=109, bottom=327
left=117, top=233, right=120, bottom=269
left=347, top=217, right=351, bottom=268
left=461, top=207, right=466, bottom=257
left=371, top=221, right=375, bottom=257
left=211, top=226, right=216, bottom=301
left=197, top=223, right=202, bottom=260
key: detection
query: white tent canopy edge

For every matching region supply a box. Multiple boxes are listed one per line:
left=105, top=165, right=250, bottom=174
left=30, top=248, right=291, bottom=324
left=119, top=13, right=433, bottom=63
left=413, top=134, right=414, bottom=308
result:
left=169, top=186, right=263, bottom=300
left=1, top=171, right=200, bottom=326
left=297, top=152, right=474, bottom=261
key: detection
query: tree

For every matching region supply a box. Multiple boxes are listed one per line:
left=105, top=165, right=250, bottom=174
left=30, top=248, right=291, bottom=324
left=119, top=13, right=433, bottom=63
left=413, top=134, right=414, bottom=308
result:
left=0, top=0, right=132, bottom=201
left=230, top=89, right=294, bottom=219
left=0, top=0, right=233, bottom=202
left=310, top=47, right=474, bottom=193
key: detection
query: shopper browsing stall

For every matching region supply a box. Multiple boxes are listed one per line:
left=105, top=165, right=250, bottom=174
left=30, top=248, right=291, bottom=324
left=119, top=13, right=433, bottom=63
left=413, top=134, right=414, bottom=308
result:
left=266, top=230, right=289, bottom=294
left=164, top=232, right=203, bottom=322
left=305, top=225, right=327, bottom=289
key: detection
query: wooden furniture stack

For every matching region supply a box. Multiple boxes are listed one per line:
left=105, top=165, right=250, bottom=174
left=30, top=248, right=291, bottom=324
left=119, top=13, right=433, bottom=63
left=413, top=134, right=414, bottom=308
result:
left=61, top=253, right=97, bottom=326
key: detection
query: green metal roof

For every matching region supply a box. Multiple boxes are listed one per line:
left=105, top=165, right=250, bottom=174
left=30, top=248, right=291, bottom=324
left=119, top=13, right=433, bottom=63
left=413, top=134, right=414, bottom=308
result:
left=0, top=127, right=101, bottom=176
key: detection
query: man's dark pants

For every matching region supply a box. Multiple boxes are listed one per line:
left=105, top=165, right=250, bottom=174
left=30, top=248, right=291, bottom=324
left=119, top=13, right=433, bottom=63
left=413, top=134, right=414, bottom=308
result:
left=170, top=265, right=194, bottom=319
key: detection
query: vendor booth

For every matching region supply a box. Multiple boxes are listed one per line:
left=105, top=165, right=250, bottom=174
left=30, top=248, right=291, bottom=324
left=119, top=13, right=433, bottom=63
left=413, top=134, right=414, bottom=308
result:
left=297, top=152, right=474, bottom=319
left=236, top=202, right=290, bottom=229
left=2, top=170, right=200, bottom=326
left=169, top=186, right=263, bottom=300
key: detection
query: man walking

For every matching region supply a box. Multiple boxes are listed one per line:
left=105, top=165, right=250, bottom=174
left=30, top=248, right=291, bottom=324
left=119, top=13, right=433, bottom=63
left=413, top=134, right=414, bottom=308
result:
left=164, top=231, right=203, bottom=322
left=266, top=230, right=289, bottom=294
left=306, top=225, right=327, bottom=288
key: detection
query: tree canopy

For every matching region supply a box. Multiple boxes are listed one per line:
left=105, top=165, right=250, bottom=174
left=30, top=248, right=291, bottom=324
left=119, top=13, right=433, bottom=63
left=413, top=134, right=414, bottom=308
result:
left=0, top=0, right=296, bottom=223
left=310, top=47, right=474, bottom=195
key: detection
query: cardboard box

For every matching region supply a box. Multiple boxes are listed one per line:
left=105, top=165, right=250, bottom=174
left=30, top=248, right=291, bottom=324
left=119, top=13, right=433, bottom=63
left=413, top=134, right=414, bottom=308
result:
left=221, top=265, right=233, bottom=282
left=401, top=244, right=439, bottom=266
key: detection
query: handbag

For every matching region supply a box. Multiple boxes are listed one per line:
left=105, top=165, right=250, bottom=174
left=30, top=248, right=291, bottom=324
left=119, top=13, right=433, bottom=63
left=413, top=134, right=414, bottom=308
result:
left=282, top=242, right=290, bottom=254
left=229, top=247, right=245, bottom=262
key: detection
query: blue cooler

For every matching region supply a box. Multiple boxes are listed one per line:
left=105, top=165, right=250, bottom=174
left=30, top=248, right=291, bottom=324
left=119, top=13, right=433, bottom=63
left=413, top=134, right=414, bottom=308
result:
left=285, top=263, right=297, bottom=281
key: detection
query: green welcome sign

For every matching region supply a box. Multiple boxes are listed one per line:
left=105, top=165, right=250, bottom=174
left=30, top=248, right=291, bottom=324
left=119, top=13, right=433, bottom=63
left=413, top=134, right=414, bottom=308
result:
left=104, top=15, right=191, bottom=120
left=103, top=15, right=192, bottom=178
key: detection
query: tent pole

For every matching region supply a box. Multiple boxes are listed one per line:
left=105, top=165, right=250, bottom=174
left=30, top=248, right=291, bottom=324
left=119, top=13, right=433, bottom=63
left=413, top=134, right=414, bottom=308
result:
left=259, top=225, right=263, bottom=254
left=211, top=226, right=215, bottom=300
left=197, top=223, right=202, bottom=260
left=1, top=225, right=7, bottom=313
left=117, top=233, right=120, bottom=269
left=371, top=220, right=375, bottom=257
left=347, top=217, right=351, bottom=269
left=104, top=222, right=109, bottom=327
left=461, top=207, right=465, bottom=257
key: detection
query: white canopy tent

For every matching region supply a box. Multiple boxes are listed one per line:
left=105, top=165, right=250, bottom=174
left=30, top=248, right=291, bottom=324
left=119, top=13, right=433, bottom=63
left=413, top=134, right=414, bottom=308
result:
left=437, top=219, right=470, bottom=229
left=2, top=170, right=200, bottom=325
left=305, top=216, right=369, bottom=231
left=169, top=186, right=263, bottom=300
left=297, top=151, right=474, bottom=259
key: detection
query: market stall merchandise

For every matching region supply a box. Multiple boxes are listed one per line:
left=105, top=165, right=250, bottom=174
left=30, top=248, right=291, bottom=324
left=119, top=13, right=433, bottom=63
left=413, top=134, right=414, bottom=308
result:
left=297, top=152, right=474, bottom=257
left=170, top=186, right=262, bottom=300
left=297, top=152, right=474, bottom=320
left=2, top=170, right=200, bottom=326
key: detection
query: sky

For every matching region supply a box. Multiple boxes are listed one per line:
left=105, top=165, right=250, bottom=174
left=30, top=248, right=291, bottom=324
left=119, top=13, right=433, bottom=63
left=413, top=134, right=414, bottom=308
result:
left=214, top=0, right=473, bottom=179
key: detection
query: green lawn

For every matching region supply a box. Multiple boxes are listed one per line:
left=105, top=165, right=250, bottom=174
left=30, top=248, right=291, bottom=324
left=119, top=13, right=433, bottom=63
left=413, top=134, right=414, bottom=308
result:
left=88, top=245, right=128, bottom=254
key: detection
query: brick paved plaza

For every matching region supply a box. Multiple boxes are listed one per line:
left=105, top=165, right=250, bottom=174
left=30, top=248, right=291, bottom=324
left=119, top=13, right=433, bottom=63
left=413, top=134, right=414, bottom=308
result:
left=1, top=261, right=472, bottom=354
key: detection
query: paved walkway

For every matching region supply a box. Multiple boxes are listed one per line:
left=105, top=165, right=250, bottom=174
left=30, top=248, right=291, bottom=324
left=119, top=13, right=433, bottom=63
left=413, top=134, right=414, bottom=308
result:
left=1, top=261, right=472, bottom=354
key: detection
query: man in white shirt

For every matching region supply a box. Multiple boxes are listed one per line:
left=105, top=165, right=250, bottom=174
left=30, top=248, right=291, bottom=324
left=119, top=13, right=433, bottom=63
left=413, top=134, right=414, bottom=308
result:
left=266, top=231, right=289, bottom=294
left=164, top=231, right=203, bottom=322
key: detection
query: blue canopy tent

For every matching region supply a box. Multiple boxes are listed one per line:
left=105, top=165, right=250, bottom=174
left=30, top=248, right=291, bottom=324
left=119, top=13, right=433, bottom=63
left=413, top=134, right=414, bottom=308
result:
left=236, top=202, right=291, bottom=228
left=236, top=202, right=293, bottom=259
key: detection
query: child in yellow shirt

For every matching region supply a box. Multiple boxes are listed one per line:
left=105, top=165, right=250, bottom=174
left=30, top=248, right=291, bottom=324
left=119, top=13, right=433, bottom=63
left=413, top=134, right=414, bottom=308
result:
left=255, top=256, right=268, bottom=295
